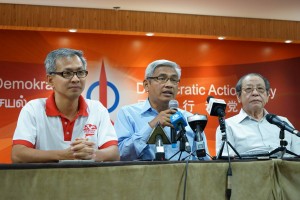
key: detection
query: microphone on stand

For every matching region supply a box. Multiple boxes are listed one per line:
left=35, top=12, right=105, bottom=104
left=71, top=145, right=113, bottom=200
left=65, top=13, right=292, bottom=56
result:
left=187, top=114, right=208, bottom=158
left=169, top=100, right=179, bottom=148
left=170, top=110, right=191, bottom=152
left=170, top=110, right=188, bottom=132
left=155, top=135, right=164, bottom=160
left=147, top=123, right=171, bottom=161
left=266, top=114, right=300, bottom=137
left=206, top=96, right=232, bottom=199
left=182, top=134, right=191, bottom=153
left=206, top=96, right=226, bottom=117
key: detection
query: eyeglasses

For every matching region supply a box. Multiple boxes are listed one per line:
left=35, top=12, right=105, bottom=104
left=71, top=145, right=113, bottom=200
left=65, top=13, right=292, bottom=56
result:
left=50, top=70, right=88, bottom=79
left=147, top=76, right=180, bottom=85
left=242, top=86, right=266, bottom=94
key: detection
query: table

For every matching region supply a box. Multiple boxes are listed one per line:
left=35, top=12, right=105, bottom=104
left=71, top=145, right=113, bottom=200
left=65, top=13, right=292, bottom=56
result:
left=1, top=159, right=300, bottom=200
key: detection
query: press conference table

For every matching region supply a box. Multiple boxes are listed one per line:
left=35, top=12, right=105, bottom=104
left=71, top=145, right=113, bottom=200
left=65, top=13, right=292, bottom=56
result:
left=1, top=159, right=300, bottom=200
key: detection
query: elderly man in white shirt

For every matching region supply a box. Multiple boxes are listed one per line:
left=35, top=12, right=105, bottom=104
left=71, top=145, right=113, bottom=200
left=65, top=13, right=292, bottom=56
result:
left=216, top=73, right=300, bottom=158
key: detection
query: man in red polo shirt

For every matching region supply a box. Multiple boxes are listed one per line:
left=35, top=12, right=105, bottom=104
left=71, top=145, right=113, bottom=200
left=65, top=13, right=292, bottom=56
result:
left=12, top=48, right=119, bottom=163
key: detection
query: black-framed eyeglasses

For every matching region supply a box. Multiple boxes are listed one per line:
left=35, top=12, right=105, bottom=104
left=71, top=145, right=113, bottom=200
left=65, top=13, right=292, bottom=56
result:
left=50, top=70, right=88, bottom=79
left=147, top=76, right=180, bottom=85
left=242, top=86, right=266, bottom=94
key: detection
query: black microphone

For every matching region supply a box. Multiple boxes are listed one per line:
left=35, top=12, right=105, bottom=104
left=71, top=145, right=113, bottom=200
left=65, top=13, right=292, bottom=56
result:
left=266, top=114, right=300, bottom=137
left=169, top=100, right=178, bottom=148
left=155, top=135, right=165, bottom=161
left=147, top=123, right=169, bottom=161
left=206, top=96, right=227, bottom=117
left=187, top=114, right=208, bottom=158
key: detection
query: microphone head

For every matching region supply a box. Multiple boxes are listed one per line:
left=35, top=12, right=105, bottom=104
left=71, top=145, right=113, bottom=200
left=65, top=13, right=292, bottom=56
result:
left=170, top=111, right=187, bottom=131
left=266, top=113, right=285, bottom=127
left=169, top=99, right=179, bottom=110
left=266, top=113, right=300, bottom=136
left=265, top=114, right=275, bottom=123
left=206, top=97, right=226, bottom=117
left=206, top=96, right=214, bottom=103
left=187, top=114, right=208, bottom=133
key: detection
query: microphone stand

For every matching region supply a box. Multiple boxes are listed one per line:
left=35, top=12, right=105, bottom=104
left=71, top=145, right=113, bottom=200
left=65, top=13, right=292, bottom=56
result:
left=268, top=127, right=300, bottom=158
left=168, top=129, right=194, bottom=161
left=215, top=115, right=241, bottom=200
left=181, top=131, right=213, bottom=161
left=216, top=116, right=241, bottom=159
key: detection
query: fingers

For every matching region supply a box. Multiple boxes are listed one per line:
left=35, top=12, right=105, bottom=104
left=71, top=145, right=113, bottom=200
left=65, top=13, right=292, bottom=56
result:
left=71, top=139, right=96, bottom=160
left=72, top=138, right=95, bottom=147
left=71, top=138, right=87, bottom=146
left=154, top=109, right=177, bottom=128
left=73, top=148, right=96, bottom=160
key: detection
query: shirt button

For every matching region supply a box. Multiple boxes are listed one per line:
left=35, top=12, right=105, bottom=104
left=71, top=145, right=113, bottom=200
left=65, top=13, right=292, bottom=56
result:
left=65, top=122, right=67, bottom=125
left=66, top=132, right=69, bottom=135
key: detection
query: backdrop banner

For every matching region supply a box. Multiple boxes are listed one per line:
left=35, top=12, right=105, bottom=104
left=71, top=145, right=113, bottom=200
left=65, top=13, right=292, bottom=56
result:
left=0, top=30, right=299, bottom=163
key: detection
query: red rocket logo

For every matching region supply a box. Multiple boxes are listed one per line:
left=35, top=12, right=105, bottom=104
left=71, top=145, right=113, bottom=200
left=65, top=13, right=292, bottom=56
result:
left=83, top=124, right=97, bottom=137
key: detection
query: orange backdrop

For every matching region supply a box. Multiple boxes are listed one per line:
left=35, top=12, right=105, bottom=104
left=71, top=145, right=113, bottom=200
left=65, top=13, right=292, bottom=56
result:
left=1, top=30, right=300, bottom=163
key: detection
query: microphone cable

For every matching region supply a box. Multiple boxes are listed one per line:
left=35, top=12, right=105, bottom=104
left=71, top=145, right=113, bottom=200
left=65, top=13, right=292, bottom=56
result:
left=223, top=117, right=232, bottom=200
left=182, top=152, right=192, bottom=200
left=217, top=115, right=233, bottom=199
left=225, top=144, right=232, bottom=200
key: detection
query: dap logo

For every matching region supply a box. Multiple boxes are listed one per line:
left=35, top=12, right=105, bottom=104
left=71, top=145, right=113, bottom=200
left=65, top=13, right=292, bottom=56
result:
left=86, top=61, right=120, bottom=113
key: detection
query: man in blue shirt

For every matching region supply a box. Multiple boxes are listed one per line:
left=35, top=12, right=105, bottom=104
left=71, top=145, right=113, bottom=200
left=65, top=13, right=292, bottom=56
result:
left=114, top=59, right=210, bottom=161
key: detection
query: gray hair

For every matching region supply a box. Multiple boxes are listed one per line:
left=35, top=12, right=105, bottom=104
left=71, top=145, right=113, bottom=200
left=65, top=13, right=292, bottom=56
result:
left=235, top=73, right=270, bottom=96
left=144, top=59, right=181, bottom=79
left=44, top=48, right=87, bottom=74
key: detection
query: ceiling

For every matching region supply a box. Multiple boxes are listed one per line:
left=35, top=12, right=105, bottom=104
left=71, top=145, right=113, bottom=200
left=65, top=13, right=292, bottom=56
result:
left=1, top=0, right=300, bottom=21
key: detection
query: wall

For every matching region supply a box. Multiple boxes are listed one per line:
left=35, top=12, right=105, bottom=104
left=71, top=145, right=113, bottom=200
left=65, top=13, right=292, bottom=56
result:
left=0, top=3, right=300, bottom=42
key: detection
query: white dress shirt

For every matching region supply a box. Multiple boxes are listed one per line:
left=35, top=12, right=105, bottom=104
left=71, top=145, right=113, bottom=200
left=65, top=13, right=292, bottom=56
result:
left=216, top=109, right=300, bottom=157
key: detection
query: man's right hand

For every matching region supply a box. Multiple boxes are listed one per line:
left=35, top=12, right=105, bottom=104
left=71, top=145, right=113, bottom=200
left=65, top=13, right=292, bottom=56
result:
left=148, top=109, right=177, bottom=128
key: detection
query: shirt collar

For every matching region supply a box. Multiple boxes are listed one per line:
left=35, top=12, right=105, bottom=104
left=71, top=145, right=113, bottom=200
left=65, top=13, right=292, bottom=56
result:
left=235, top=109, right=249, bottom=123
left=140, top=98, right=157, bottom=115
left=236, top=108, right=269, bottom=123
left=46, top=92, right=88, bottom=117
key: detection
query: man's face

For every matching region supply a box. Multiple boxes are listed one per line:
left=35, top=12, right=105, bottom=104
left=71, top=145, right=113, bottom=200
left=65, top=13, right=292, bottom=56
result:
left=237, top=75, right=269, bottom=113
left=47, top=55, right=86, bottom=100
left=144, top=66, right=179, bottom=107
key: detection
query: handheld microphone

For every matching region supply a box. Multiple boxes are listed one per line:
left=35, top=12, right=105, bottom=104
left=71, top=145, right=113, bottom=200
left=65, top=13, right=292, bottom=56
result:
left=169, top=100, right=179, bottom=148
left=266, top=114, right=300, bottom=137
left=206, top=96, right=226, bottom=117
left=187, top=114, right=208, bottom=158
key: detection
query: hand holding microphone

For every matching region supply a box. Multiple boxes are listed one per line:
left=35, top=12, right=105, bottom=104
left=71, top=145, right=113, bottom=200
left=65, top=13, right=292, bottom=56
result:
left=148, top=108, right=177, bottom=128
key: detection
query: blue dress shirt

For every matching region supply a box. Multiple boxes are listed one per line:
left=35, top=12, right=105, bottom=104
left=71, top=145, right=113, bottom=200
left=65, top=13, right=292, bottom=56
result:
left=114, top=99, right=210, bottom=161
